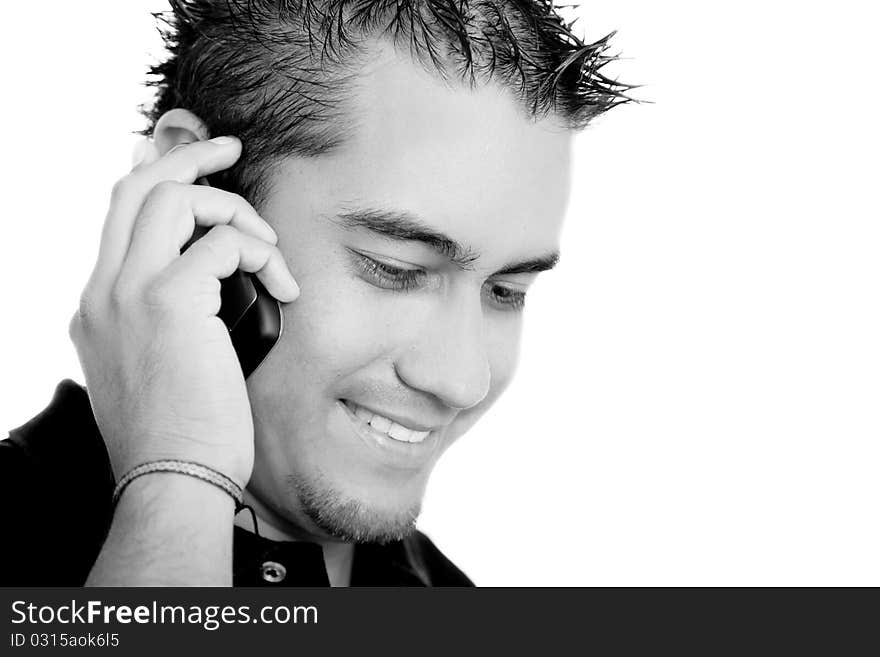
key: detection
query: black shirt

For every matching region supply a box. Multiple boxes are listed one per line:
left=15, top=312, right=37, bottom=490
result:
left=0, top=380, right=472, bottom=587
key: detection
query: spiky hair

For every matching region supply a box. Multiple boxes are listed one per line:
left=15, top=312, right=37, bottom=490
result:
left=140, top=0, right=634, bottom=207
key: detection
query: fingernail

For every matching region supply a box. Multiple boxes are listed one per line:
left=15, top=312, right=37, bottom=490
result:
left=287, top=274, right=300, bottom=301
left=210, top=136, right=235, bottom=145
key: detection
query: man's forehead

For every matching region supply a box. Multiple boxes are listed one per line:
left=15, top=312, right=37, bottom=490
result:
left=348, top=43, right=572, bottom=164
left=328, top=46, right=573, bottom=237
left=263, top=43, right=572, bottom=261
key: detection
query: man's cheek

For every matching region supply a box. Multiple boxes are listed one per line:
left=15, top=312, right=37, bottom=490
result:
left=486, top=323, right=523, bottom=397
left=281, top=280, right=388, bottom=370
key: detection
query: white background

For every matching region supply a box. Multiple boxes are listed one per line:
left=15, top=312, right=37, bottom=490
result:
left=1, top=2, right=877, bottom=585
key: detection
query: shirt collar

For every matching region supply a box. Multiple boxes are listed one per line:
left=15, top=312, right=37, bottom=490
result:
left=232, top=525, right=431, bottom=587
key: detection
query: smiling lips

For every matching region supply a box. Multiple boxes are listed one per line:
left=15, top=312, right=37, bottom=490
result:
left=344, top=400, right=432, bottom=444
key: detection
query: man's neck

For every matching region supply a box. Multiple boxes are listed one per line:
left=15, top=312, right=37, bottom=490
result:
left=234, top=488, right=354, bottom=587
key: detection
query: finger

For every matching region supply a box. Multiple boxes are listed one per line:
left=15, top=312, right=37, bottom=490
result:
left=118, top=182, right=277, bottom=286
left=161, top=225, right=300, bottom=308
left=92, top=137, right=242, bottom=290
left=131, top=138, right=160, bottom=170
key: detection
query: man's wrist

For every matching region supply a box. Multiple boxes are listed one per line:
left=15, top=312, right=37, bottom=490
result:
left=113, top=459, right=244, bottom=510
left=115, top=470, right=236, bottom=517
left=87, top=472, right=235, bottom=586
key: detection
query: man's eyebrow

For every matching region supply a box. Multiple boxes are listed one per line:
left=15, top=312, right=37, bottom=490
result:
left=494, top=252, right=560, bottom=277
left=335, top=206, right=559, bottom=275
left=335, top=207, right=480, bottom=269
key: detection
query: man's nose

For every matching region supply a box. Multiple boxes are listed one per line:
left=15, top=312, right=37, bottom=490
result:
left=393, top=300, right=491, bottom=411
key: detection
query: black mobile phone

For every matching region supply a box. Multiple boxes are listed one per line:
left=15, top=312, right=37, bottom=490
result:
left=181, top=178, right=283, bottom=379
left=216, top=268, right=283, bottom=379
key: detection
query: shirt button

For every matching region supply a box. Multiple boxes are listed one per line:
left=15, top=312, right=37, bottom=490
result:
left=260, top=561, right=287, bottom=583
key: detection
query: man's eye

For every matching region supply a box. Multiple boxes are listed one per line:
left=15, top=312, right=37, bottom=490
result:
left=350, top=250, right=426, bottom=291
left=485, top=282, right=526, bottom=311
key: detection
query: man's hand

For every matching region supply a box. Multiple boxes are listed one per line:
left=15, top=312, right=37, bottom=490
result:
left=69, top=136, right=299, bottom=490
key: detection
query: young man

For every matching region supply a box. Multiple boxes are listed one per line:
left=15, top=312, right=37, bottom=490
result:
left=0, top=0, right=630, bottom=586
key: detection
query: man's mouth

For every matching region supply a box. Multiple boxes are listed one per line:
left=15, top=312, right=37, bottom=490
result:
left=341, top=400, right=431, bottom=444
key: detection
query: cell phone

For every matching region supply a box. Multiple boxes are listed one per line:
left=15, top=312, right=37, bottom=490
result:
left=182, top=177, right=283, bottom=379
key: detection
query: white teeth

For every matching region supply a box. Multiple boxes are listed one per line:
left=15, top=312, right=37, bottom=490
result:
left=348, top=402, right=430, bottom=444
left=369, top=415, right=392, bottom=433
left=387, top=423, right=413, bottom=442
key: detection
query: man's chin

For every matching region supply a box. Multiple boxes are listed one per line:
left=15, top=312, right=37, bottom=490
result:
left=290, top=473, right=422, bottom=544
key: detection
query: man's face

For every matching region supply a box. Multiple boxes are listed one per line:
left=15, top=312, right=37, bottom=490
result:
left=245, top=45, right=572, bottom=542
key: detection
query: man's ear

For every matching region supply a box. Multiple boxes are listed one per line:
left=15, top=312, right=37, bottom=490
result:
left=152, top=108, right=211, bottom=155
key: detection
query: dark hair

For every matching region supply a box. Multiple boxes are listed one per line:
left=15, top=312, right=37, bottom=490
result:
left=140, top=0, right=634, bottom=208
